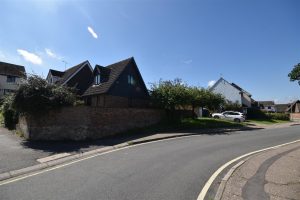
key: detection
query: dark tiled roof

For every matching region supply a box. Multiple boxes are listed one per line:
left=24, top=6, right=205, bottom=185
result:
left=55, top=60, right=88, bottom=85
left=0, top=61, right=26, bottom=77
left=257, top=101, right=275, bottom=106
left=275, top=104, right=290, bottom=112
left=231, top=83, right=251, bottom=96
left=82, top=57, right=133, bottom=96
left=286, top=100, right=300, bottom=112
left=49, top=69, right=64, bottom=77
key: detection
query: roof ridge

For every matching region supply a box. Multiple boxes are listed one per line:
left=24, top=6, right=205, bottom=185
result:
left=106, top=57, right=133, bottom=68
left=58, top=60, right=90, bottom=85
left=82, top=57, right=134, bottom=96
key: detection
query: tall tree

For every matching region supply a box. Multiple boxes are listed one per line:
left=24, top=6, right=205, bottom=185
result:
left=288, top=63, right=300, bottom=85
left=150, top=78, right=190, bottom=111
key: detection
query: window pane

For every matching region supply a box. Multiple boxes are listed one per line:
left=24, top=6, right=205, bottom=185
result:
left=7, top=76, right=16, bottom=83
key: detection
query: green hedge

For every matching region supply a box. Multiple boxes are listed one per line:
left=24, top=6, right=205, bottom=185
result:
left=246, top=108, right=267, bottom=119
left=246, top=108, right=290, bottom=121
left=265, top=113, right=290, bottom=121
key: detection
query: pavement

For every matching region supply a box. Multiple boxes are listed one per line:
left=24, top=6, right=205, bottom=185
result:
left=219, top=140, right=300, bottom=200
left=0, top=125, right=300, bottom=199
left=0, top=127, right=51, bottom=173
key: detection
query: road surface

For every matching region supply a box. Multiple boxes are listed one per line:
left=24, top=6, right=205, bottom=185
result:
left=1, top=126, right=300, bottom=200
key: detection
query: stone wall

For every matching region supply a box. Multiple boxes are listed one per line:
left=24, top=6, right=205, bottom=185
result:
left=90, top=94, right=149, bottom=108
left=17, top=106, right=164, bottom=141
left=290, top=113, right=300, bottom=121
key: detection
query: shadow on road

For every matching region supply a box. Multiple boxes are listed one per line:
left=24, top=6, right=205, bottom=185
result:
left=20, top=126, right=263, bottom=154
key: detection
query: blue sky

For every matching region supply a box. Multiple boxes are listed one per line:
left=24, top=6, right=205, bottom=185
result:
left=0, top=0, right=299, bottom=103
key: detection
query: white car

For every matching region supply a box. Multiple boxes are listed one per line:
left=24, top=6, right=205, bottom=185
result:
left=212, top=111, right=245, bottom=122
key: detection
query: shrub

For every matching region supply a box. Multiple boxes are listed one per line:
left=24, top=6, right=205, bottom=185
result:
left=13, top=75, right=76, bottom=114
left=266, top=113, right=290, bottom=121
left=246, top=108, right=268, bottom=119
left=1, top=75, right=77, bottom=129
left=246, top=108, right=290, bottom=121
left=222, top=101, right=243, bottom=112
left=1, top=94, right=18, bottom=129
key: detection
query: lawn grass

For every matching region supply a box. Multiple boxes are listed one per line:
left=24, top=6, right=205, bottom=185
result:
left=179, top=117, right=244, bottom=129
left=245, top=119, right=290, bottom=125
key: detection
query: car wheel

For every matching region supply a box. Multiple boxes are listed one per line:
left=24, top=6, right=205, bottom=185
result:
left=214, top=116, right=220, bottom=119
left=234, top=118, right=241, bottom=123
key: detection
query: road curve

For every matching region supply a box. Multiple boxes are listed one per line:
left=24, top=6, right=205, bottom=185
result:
left=1, top=126, right=300, bottom=200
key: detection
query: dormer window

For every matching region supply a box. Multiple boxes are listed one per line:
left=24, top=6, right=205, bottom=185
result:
left=128, top=75, right=135, bottom=85
left=95, top=74, right=101, bottom=85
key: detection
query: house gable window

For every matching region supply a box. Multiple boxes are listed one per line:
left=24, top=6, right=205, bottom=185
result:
left=7, top=75, right=16, bottom=83
left=128, top=75, right=135, bottom=85
left=95, top=74, right=101, bottom=85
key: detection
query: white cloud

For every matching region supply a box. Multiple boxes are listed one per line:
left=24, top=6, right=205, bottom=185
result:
left=45, top=48, right=63, bottom=60
left=45, top=48, right=56, bottom=58
left=207, top=80, right=216, bottom=87
left=87, top=26, right=98, bottom=39
left=182, top=59, right=193, bottom=65
left=17, top=49, right=42, bottom=65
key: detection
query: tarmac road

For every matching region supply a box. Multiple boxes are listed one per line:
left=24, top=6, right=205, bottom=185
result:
left=1, top=126, right=300, bottom=200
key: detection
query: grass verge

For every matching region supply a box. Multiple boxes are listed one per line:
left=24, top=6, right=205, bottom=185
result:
left=179, top=118, right=244, bottom=129
left=124, top=117, right=245, bottom=136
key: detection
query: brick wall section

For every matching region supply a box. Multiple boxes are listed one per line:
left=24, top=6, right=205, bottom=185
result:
left=91, top=94, right=149, bottom=108
left=290, top=113, right=300, bottom=121
left=17, top=106, right=164, bottom=141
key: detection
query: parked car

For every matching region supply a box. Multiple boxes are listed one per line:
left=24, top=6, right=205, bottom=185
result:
left=212, top=111, right=245, bottom=122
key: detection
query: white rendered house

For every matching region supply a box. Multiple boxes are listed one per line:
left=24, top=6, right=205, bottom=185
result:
left=209, top=78, right=253, bottom=107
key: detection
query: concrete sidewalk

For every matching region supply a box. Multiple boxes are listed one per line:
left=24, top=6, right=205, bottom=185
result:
left=219, top=141, right=300, bottom=200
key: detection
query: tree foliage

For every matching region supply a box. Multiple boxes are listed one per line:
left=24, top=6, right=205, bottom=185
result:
left=288, top=63, right=300, bottom=85
left=222, top=101, right=242, bottom=112
left=150, top=78, right=190, bottom=110
left=150, top=78, right=225, bottom=112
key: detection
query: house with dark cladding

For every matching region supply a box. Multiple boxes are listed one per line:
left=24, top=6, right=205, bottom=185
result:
left=0, top=61, right=26, bottom=99
left=46, top=60, right=94, bottom=95
left=82, top=57, right=150, bottom=108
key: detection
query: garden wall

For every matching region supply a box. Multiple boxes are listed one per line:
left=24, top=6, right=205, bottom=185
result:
left=17, top=106, right=164, bottom=141
left=290, top=113, right=300, bottom=121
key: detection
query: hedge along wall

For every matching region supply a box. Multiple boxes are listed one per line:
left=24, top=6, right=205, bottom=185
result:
left=17, top=106, right=165, bottom=141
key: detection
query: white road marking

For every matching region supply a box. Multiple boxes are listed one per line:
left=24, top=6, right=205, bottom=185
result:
left=1, top=131, right=300, bottom=200
left=0, top=134, right=200, bottom=186
left=196, top=139, right=300, bottom=200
